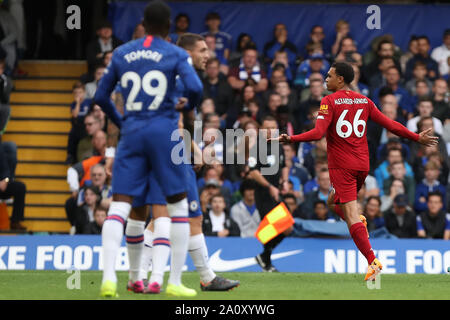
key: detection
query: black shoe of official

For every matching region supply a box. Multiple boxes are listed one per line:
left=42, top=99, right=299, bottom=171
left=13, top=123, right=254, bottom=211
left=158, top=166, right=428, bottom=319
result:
left=200, top=276, right=240, bottom=291
left=255, top=254, right=278, bottom=272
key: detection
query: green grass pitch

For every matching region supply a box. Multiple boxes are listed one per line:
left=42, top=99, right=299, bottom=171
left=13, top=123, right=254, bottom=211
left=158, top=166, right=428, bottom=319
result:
left=0, top=271, right=449, bottom=300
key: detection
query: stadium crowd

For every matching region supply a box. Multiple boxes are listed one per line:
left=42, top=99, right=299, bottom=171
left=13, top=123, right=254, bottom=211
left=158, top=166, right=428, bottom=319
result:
left=60, top=13, right=450, bottom=240
left=0, top=3, right=449, bottom=240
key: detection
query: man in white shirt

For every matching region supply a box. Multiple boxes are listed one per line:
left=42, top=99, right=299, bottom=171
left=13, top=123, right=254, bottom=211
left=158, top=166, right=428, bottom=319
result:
left=406, top=98, right=443, bottom=135
left=431, top=29, right=450, bottom=77
left=230, top=179, right=260, bottom=238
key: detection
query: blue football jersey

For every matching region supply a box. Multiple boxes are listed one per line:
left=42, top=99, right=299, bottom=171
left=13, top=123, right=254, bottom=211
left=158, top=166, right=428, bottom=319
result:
left=94, top=35, right=203, bottom=127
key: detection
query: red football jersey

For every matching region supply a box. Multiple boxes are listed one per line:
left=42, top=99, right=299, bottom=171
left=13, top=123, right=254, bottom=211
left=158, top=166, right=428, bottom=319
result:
left=291, top=89, right=419, bottom=171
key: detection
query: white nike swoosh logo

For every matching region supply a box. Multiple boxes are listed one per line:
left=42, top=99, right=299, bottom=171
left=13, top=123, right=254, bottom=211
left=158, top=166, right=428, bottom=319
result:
left=209, top=249, right=303, bottom=272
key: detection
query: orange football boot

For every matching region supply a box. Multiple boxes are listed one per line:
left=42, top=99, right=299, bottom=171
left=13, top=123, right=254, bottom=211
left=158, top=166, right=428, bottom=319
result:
left=364, top=258, right=383, bottom=281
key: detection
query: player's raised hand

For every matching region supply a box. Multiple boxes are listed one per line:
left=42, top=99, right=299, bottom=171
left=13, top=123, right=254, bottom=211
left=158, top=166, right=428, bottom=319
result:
left=417, top=128, right=439, bottom=147
left=267, top=133, right=291, bottom=143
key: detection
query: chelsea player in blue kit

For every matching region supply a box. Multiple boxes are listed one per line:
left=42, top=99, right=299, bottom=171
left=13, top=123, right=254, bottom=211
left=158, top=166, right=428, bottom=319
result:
left=94, top=1, right=203, bottom=297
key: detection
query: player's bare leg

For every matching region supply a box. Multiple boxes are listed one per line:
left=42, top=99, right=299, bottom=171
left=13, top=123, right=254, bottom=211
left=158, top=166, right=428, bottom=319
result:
left=328, top=189, right=368, bottom=237
left=125, top=206, right=147, bottom=293
left=188, top=215, right=240, bottom=291
left=100, top=194, right=133, bottom=297
left=340, top=200, right=382, bottom=281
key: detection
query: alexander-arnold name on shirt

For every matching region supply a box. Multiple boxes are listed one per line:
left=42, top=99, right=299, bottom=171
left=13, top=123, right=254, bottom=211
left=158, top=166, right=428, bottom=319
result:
left=334, top=98, right=368, bottom=105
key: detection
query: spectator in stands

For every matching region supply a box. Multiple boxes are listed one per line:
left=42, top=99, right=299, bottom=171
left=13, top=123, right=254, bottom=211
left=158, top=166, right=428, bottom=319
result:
left=405, top=35, right=440, bottom=81
left=298, top=72, right=326, bottom=102
left=261, top=92, right=282, bottom=119
left=282, top=142, right=310, bottom=187
left=430, top=29, right=450, bottom=78
left=303, top=136, right=327, bottom=179
left=268, top=50, right=294, bottom=84
left=74, top=185, right=100, bottom=234
left=311, top=200, right=335, bottom=222
left=230, top=179, right=260, bottom=238
left=198, top=165, right=232, bottom=208
left=78, top=123, right=106, bottom=163
left=363, top=38, right=400, bottom=83
left=383, top=161, right=415, bottom=206
left=0, top=142, right=26, bottom=231
left=405, top=61, right=433, bottom=97
left=283, top=193, right=303, bottom=219
left=200, top=12, right=232, bottom=75
left=374, top=147, right=414, bottom=195
left=414, top=161, right=447, bottom=214
left=263, top=23, right=297, bottom=71
left=196, top=98, right=216, bottom=122
left=296, top=79, right=325, bottom=126
left=199, top=181, right=220, bottom=214
left=229, top=33, right=252, bottom=67
left=331, top=19, right=351, bottom=57
left=83, top=204, right=107, bottom=235
left=202, top=193, right=240, bottom=237
left=228, top=44, right=268, bottom=94
left=84, top=64, right=106, bottom=99
left=410, top=79, right=433, bottom=108
left=169, top=13, right=190, bottom=44
left=350, top=63, right=369, bottom=97
left=384, top=194, right=417, bottom=238
left=412, top=143, right=449, bottom=187
left=303, top=158, right=328, bottom=194
left=85, top=19, right=123, bottom=77
left=303, top=25, right=328, bottom=58
left=361, top=175, right=380, bottom=200
left=0, top=5, right=18, bottom=75
left=334, top=36, right=362, bottom=67
left=76, top=111, right=102, bottom=162
left=368, top=56, right=395, bottom=94
left=301, top=168, right=331, bottom=219
left=363, top=196, right=385, bottom=232
left=131, top=21, right=145, bottom=40
left=411, top=117, right=449, bottom=172
left=273, top=80, right=298, bottom=115
left=407, top=99, right=443, bottom=135
left=375, top=136, right=411, bottom=167
left=431, top=78, right=450, bottom=123
left=66, top=82, right=92, bottom=164
left=294, top=52, right=329, bottom=89
left=416, top=192, right=450, bottom=240
left=400, top=35, right=419, bottom=75
left=202, top=57, right=234, bottom=119
left=380, top=178, right=406, bottom=212
left=372, top=67, right=414, bottom=116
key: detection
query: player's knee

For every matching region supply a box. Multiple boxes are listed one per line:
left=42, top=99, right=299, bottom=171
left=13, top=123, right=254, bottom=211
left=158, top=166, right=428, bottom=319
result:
left=129, top=205, right=148, bottom=221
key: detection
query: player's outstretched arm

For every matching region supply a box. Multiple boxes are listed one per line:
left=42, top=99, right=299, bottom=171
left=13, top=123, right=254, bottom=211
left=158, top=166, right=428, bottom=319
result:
left=417, top=128, right=439, bottom=147
left=267, top=134, right=291, bottom=143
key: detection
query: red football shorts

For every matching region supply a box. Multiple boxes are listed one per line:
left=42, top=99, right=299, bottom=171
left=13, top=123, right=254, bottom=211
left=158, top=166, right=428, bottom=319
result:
left=329, top=168, right=368, bottom=204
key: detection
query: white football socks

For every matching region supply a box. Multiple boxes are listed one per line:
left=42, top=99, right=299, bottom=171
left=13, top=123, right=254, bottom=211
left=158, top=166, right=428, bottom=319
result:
left=140, top=228, right=153, bottom=281
left=189, top=233, right=216, bottom=283
left=125, top=218, right=145, bottom=283
left=101, top=201, right=131, bottom=284
left=167, top=198, right=190, bottom=286
left=149, top=217, right=171, bottom=286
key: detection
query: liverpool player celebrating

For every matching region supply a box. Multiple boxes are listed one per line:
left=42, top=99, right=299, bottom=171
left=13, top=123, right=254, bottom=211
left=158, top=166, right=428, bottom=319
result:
left=270, top=62, right=438, bottom=281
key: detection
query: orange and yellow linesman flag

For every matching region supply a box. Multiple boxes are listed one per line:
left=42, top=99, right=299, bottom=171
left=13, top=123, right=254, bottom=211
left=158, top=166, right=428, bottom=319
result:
left=255, top=202, right=295, bottom=244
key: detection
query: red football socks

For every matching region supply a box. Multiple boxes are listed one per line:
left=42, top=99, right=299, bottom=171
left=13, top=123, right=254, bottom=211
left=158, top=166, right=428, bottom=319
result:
left=349, top=222, right=376, bottom=265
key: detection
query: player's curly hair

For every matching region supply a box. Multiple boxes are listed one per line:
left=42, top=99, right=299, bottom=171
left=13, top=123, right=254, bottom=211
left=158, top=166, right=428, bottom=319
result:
left=331, top=61, right=354, bottom=85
